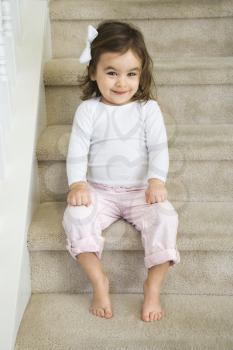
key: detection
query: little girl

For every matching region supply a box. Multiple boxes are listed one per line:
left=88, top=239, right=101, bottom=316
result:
left=62, top=20, right=180, bottom=323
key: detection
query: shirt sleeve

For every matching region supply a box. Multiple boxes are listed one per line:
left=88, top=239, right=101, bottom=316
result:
left=66, top=101, right=93, bottom=187
left=144, top=100, right=169, bottom=183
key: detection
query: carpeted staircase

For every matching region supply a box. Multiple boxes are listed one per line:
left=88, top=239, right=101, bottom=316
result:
left=15, top=1, right=233, bottom=349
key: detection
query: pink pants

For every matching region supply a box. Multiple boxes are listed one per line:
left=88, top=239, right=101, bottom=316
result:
left=62, top=181, right=181, bottom=269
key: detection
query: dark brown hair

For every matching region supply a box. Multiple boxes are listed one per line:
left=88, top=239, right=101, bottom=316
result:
left=77, top=20, right=157, bottom=102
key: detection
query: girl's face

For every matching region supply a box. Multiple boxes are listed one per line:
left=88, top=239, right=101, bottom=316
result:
left=90, top=49, right=142, bottom=106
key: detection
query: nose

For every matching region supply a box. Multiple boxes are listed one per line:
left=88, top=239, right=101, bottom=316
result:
left=116, top=75, right=127, bottom=88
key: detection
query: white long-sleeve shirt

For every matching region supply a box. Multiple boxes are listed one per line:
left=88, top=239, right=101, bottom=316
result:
left=66, top=96, right=169, bottom=187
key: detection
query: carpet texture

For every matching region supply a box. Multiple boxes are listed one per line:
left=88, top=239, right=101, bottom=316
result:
left=15, top=0, right=233, bottom=348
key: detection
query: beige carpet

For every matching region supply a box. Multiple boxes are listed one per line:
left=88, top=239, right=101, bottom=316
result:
left=15, top=0, right=233, bottom=348
left=15, top=294, right=233, bottom=349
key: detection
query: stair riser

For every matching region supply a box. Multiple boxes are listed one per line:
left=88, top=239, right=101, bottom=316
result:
left=30, top=250, right=233, bottom=294
left=38, top=161, right=233, bottom=202
left=51, top=18, right=233, bottom=58
left=45, top=85, right=233, bottom=125
left=50, top=0, right=233, bottom=21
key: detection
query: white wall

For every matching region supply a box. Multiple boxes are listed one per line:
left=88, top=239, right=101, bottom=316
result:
left=0, top=1, right=51, bottom=349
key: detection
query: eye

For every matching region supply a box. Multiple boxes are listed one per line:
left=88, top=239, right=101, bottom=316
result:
left=107, top=71, right=117, bottom=76
left=128, top=72, right=137, bottom=76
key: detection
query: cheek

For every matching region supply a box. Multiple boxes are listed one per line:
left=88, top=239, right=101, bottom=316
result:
left=132, top=78, right=140, bottom=87
left=101, top=76, right=114, bottom=86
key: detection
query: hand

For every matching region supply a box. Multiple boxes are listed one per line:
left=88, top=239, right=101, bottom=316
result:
left=145, top=179, right=168, bottom=204
left=67, top=182, right=92, bottom=207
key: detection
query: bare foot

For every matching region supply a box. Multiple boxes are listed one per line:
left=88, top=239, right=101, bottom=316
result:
left=89, top=274, right=113, bottom=319
left=141, top=279, right=165, bottom=322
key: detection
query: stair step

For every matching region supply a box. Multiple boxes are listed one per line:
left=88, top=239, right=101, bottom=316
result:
left=29, top=201, right=233, bottom=252
left=49, top=0, right=233, bottom=58
left=36, top=124, right=233, bottom=161
left=45, top=85, right=233, bottom=126
left=44, top=57, right=233, bottom=125
left=50, top=18, right=233, bottom=58
left=15, top=293, right=233, bottom=349
left=50, top=0, right=233, bottom=20
left=30, top=249, right=233, bottom=294
left=44, top=57, right=233, bottom=86
left=37, top=160, right=233, bottom=202
left=28, top=201, right=233, bottom=294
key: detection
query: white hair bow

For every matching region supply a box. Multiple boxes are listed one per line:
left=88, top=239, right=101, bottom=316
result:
left=79, top=25, right=98, bottom=64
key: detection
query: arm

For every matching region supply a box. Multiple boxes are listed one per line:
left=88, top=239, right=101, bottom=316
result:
left=66, top=102, right=93, bottom=189
left=145, top=101, right=169, bottom=203
left=145, top=100, right=169, bottom=185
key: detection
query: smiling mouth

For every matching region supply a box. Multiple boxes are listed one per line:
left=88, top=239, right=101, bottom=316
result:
left=113, top=91, right=128, bottom=95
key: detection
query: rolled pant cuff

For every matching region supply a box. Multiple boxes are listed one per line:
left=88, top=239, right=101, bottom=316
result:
left=66, top=236, right=105, bottom=261
left=144, top=248, right=181, bottom=269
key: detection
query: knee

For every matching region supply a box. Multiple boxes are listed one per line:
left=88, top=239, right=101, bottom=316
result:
left=144, top=200, right=178, bottom=231
left=157, top=200, right=179, bottom=221
left=63, top=203, right=97, bottom=228
left=63, top=205, right=80, bottom=231
left=64, top=203, right=91, bottom=218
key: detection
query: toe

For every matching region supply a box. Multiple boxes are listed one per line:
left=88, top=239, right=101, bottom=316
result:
left=157, top=312, right=162, bottom=320
left=142, top=312, right=150, bottom=322
left=93, top=309, right=98, bottom=316
left=104, top=308, right=113, bottom=318
left=97, top=309, right=103, bottom=317
left=100, top=309, right=105, bottom=317
left=149, top=312, right=155, bottom=322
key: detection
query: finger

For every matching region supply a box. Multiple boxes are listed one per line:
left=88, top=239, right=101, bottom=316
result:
left=71, top=196, right=77, bottom=206
left=147, top=194, right=154, bottom=204
left=80, top=193, right=87, bottom=205
left=67, top=194, right=75, bottom=206
left=76, top=195, right=82, bottom=206
left=145, top=194, right=150, bottom=204
left=82, top=194, right=90, bottom=206
left=69, top=198, right=76, bottom=206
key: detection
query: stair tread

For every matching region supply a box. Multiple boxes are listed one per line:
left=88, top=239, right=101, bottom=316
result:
left=36, top=124, right=233, bottom=161
left=43, top=56, right=233, bottom=86
left=15, top=293, right=233, bottom=349
left=28, top=201, right=233, bottom=252
left=49, top=0, right=233, bottom=20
